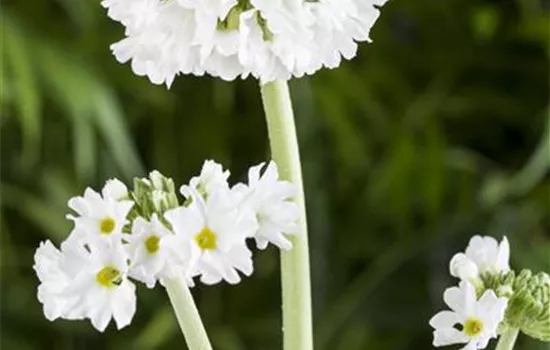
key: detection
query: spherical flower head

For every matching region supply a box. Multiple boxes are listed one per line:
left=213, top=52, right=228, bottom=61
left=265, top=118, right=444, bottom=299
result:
left=103, top=0, right=388, bottom=86
left=164, top=186, right=258, bottom=285
left=429, top=281, right=508, bottom=349
left=450, top=235, right=510, bottom=282
left=67, top=181, right=134, bottom=243
left=235, top=161, right=299, bottom=250
left=126, top=214, right=175, bottom=288
left=34, top=237, right=137, bottom=331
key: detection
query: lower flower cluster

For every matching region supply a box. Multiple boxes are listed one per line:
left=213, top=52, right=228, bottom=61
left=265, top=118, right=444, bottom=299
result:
left=430, top=235, right=550, bottom=349
left=33, top=160, right=299, bottom=331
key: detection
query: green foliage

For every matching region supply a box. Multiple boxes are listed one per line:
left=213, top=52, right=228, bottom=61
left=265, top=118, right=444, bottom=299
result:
left=1, top=0, right=549, bottom=349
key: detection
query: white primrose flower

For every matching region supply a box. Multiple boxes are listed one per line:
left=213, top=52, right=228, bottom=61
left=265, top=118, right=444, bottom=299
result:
left=103, top=0, right=388, bottom=86
left=235, top=161, right=299, bottom=250
left=188, top=159, right=231, bottom=197
left=126, top=214, right=177, bottom=288
left=450, top=236, right=510, bottom=282
left=429, top=281, right=508, bottom=350
left=103, top=178, right=130, bottom=201
left=34, top=236, right=137, bottom=332
left=110, top=2, right=205, bottom=88
left=164, top=186, right=258, bottom=285
left=307, top=0, right=387, bottom=68
left=34, top=240, right=79, bottom=321
left=67, top=181, right=134, bottom=243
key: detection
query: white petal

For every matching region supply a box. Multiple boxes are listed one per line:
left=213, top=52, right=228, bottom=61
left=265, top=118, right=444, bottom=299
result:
left=91, top=308, right=112, bottom=332
left=474, top=335, right=492, bottom=349
left=111, top=280, right=137, bottom=330
left=443, top=282, right=476, bottom=315
left=102, top=179, right=128, bottom=200
left=429, top=311, right=461, bottom=329
left=433, top=327, right=469, bottom=346
left=465, top=235, right=499, bottom=272
left=495, top=236, right=510, bottom=273
left=458, top=341, right=478, bottom=350
left=450, top=253, right=479, bottom=280
left=476, top=289, right=508, bottom=327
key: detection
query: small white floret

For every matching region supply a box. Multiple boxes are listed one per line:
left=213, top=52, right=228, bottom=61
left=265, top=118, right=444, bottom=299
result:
left=34, top=238, right=137, bottom=332
left=429, top=281, right=508, bottom=349
left=67, top=182, right=134, bottom=244
left=164, top=186, right=257, bottom=285
left=235, top=161, right=299, bottom=250
left=449, top=235, right=510, bottom=282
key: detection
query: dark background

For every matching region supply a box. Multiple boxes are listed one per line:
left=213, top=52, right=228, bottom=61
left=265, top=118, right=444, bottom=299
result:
left=1, top=0, right=549, bottom=349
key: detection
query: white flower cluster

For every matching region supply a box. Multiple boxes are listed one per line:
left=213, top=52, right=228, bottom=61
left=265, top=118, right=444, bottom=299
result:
left=34, top=160, right=299, bottom=331
left=102, top=0, right=388, bottom=87
left=430, top=236, right=510, bottom=350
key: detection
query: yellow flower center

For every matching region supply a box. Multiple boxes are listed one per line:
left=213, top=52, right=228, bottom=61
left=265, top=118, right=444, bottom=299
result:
left=145, top=235, right=160, bottom=254
left=96, top=266, right=121, bottom=288
left=463, top=317, right=484, bottom=337
left=100, top=217, right=116, bottom=235
left=195, top=227, right=217, bottom=250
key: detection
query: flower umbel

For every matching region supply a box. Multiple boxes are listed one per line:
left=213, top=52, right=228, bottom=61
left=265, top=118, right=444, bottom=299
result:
left=34, top=161, right=301, bottom=333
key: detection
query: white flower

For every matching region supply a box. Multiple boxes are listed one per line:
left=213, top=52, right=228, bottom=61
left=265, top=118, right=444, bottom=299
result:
left=307, top=0, right=386, bottom=68
left=429, top=281, right=508, bottom=350
left=126, top=214, right=176, bottom=288
left=164, top=186, right=257, bottom=285
left=188, top=159, right=231, bottom=197
left=34, top=240, right=78, bottom=321
left=235, top=161, right=299, bottom=250
left=450, top=236, right=510, bottom=281
left=110, top=2, right=204, bottom=87
left=34, top=237, right=137, bottom=331
left=67, top=182, right=134, bottom=243
left=103, top=178, right=130, bottom=201
left=103, top=0, right=388, bottom=86
left=101, top=0, right=161, bottom=33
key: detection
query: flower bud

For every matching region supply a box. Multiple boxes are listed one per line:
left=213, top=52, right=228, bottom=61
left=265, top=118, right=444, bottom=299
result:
left=450, top=253, right=480, bottom=281
left=132, top=171, right=179, bottom=219
left=501, top=270, right=550, bottom=341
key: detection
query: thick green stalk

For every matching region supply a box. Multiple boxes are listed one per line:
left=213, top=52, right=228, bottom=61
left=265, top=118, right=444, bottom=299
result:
left=495, top=328, right=519, bottom=350
left=260, top=80, right=313, bottom=350
left=164, top=276, right=213, bottom=350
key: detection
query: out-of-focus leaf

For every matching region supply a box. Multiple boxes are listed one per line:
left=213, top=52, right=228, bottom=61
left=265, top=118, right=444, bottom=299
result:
left=1, top=183, right=69, bottom=242
left=93, top=87, right=144, bottom=180
left=506, top=109, right=550, bottom=197
left=2, top=14, right=42, bottom=167
left=133, top=306, right=176, bottom=350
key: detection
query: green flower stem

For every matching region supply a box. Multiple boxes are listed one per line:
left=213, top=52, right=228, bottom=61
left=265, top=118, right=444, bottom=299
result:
left=496, top=328, right=520, bottom=350
left=164, top=276, right=213, bottom=350
left=260, top=80, right=313, bottom=350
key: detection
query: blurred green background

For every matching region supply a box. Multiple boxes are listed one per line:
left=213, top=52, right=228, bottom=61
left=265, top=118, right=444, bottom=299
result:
left=1, top=0, right=549, bottom=349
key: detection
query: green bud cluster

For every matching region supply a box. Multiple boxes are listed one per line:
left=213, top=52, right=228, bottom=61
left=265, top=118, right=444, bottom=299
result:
left=130, top=171, right=180, bottom=221
left=481, top=269, right=550, bottom=342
